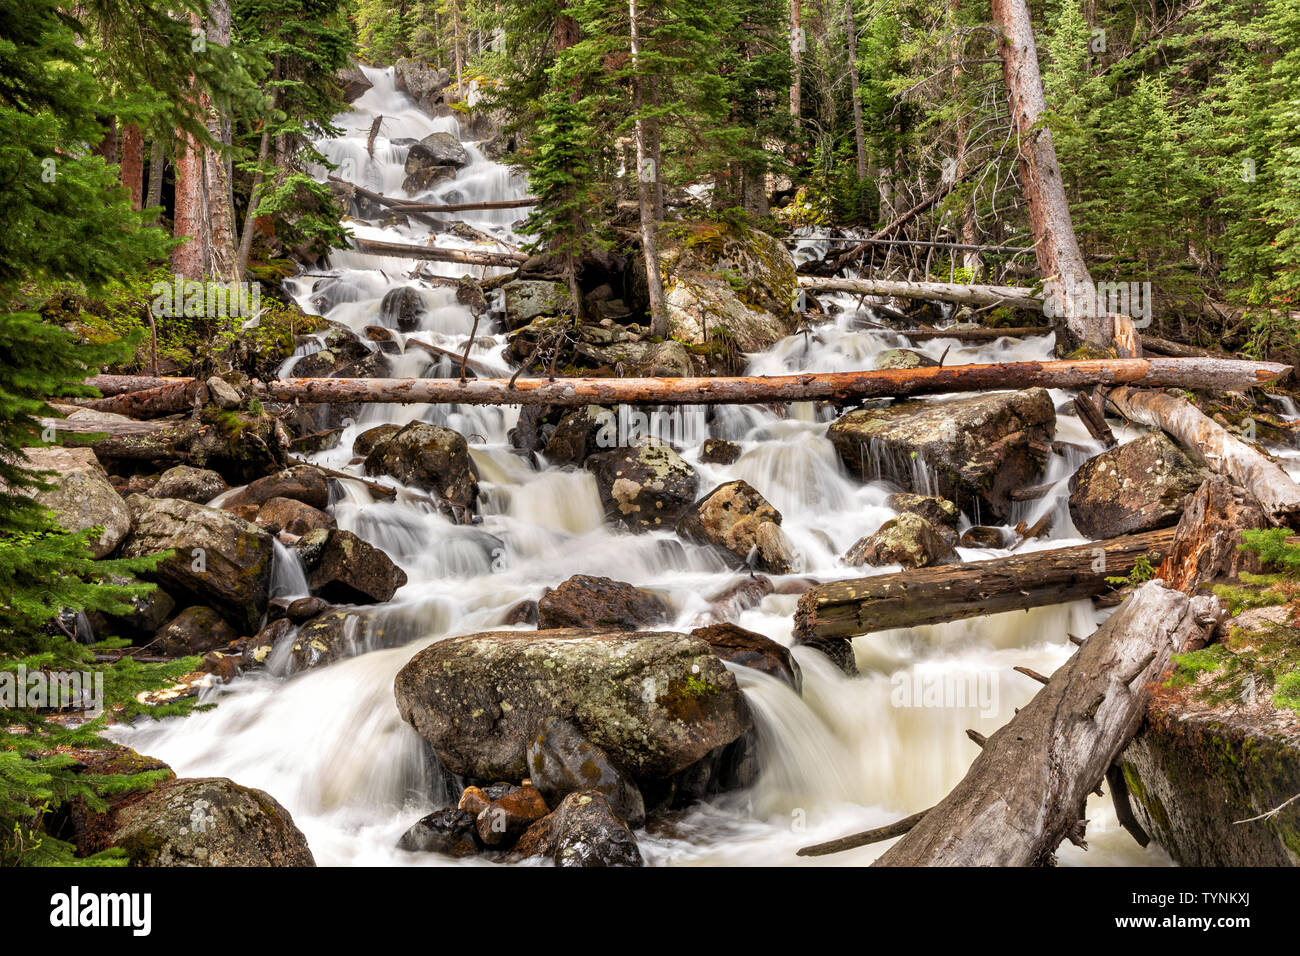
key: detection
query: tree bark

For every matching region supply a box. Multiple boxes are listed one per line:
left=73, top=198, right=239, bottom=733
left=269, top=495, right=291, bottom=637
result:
left=84, top=374, right=195, bottom=396
left=872, top=582, right=1221, bottom=866
left=257, top=357, right=1289, bottom=407
left=793, top=528, right=1176, bottom=650
left=236, top=63, right=280, bottom=278
left=84, top=380, right=209, bottom=418
left=119, top=124, right=145, bottom=211
left=789, top=0, right=802, bottom=119
left=844, top=0, right=867, bottom=186
left=1106, top=386, right=1300, bottom=519
left=630, top=0, right=667, bottom=337
left=145, top=138, right=165, bottom=219
left=801, top=275, right=1045, bottom=311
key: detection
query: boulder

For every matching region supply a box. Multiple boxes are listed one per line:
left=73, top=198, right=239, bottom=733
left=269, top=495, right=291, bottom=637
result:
left=1068, top=431, right=1205, bottom=538
left=527, top=717, right=646, bottom=827
left=286, top=595, right=331, bottom=623
left=574, top=339, right=694, bottom=377
left=206, top=376, right=242, bottom=410
left=23, top=446, right=130, bottom=558
left=512, top=791, right=643, bottom=867
left=886, top=492, right=961, bottom=530
left=397, top=808, right=481, bottom=857
left=394, top=57, right=451, bottom=111
left=874, top=348, right=939, bottom=370
left=543, top=405, right=613, bottom=467
left=379, top=286, right=426, bottom=332
left=827, top=389, right=1056, bottom=522
left=292, top=324, right=390, bottom=380
left=502, top=279, right=573, bottom=331
left=223, top=464, right=331, bottom=512
left=586, top=442, right=699, bottom=532
left=121, top=496, right=275, bottom=632
left=474, top=785, right=550, bottom=847
left=676, top=479, right=789, bottom=573
left=296, top=528, right=407, bottom=605
left=402, top=132, right=467, bottom=193
left=536, top=574, right=669, bottom=630
left=699, top=438, right=742, bottom=465
left=147, top=465, right=229, bottom=504
left=156, top=606, right=239, bottom=657
left=89, top=577, right=176, bottom=639
left=284, top=608, right=363, bottom=672
left=363, top=422, right=478, bottom=519
left=844, top=512, right=959, bottom=569
left=690, top=622, right=801, bottom=691
left=102, top=777, right=314, bottom=866
left=394, top=628, right=752, bottom=783
left=960, top=525, right=1012, bottom=549
left=337, top=63, right=373, bottom=102
left=187, top=405, right=291, bottom=484
left=255, top=496, right=335, bottom=537
left=354, top=423, right=403, bottom=458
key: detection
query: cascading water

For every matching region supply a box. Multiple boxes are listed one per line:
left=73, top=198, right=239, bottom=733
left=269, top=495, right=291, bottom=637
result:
left=111, top=65, right=1172, bottom=866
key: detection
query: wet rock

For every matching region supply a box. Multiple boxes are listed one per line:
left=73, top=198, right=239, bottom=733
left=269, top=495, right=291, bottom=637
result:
left=537, top=574, right=669, bottom=630
left=354, top=424, right=403, bottom=458
left=363, top=422, right=478, bottom=519
left=156, top=606, right=239, bottom=657
left=224, top=464, right=331, bottom=512
left=475, top=784, right=550, bottom=847
left=206, top=376, right=242, bottom=410
left=699, top=438, right=742, bottom=465
left=1068, top=431, right=1206, bottom=538
left=503, top=599, right=538, bottom=625
left=402, top=132, right=466, bottom=193
left=690, top=622, right=801, bottom=692
left=586, top=442, right=699, bottom=532
left=122, top=496, right=274, bottom=632
left=527, top=717, right=646, bottom=828
left=827, top=389, right=1056, bottom=522
left=512, top=791, right=643, bottom=867
left=23, top=446, right=130, bottom=558
left=397, top=808, right=481, bottom=857
left=292, top=326, right=390, bottom=380
left=394, top=58, right=451, bottom=111
left=960, top=525, right=1012, bottom=549
left=101, top=777, right=315, bottom=866
left=255, top=496, right=335, bottom=537
left=676, top=480, right=789, bottom=573
left=286, top=608, right=363, bottom=671
left=886, top=492, right=961, bottom=530
left=502, top=279, right=573, bottom=330
left=875, top=347, right=939, bottom=370
left=543, top=405, right=613, bottom=466
left=379, top=286, right=426, bottom=332
left=147, top=465, right=229, bottom=504
left=844, top=512, right=959, bottom=569
left=287, top=596, right=331, bottom=624
left=297, top=528, right=407, bottom=604
left=394, top=628, right=752, bottom=783
left=337, top=63, right=373, bottom=102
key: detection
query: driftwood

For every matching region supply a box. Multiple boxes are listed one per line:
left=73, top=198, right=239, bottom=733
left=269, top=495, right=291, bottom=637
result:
left=83, top=379, right=208, bottom=418
left=1106, top=386, right=1300, bottom=519
left=896, top=326, right=1053, bottom=342
left=82, top=374, right=195, bottom=396
left=796, top=808, right=932, bottom=857
left=792, top=527, right=1176, bottom=649
left=349, top=237, right=526, bottom=268
left=1156, top=475, right=1268, bottom=592
left=871, top=582, right=1221, bottom=866
left=254, top=357, right=1290, bottom=408
left=800, top=276, right=1042, bottom=312
left=330, top=178, right=537, bottom=214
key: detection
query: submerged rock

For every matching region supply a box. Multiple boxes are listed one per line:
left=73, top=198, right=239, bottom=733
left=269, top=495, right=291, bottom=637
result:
left=844, top=512, right=959, bottom=569
left=297, top=528, right=407, bottom=605
left=828, top=389, right=1056, bottom=522
left=1068, top=431, right=1205, bottom=538
left=527, top=716, right=647, bottom=827
left=586, top=442, right=699, bottom=532
left=512, top=791, right=644, bottom=867
left=397, top=808, right=481, bottom=857
left=536, top=574, right=669, bottom=630
left=676, top=479, right=790, bottom=573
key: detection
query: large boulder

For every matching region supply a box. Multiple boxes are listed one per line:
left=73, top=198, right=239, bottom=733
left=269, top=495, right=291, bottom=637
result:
left=147, top=465, right=229, bottom=504
left=650, top=221, right=798, bottom=353
left=403, top=131, right=469, bottom=193
left=336, top=63, right=372, bottom=102
left=223, top=464, right=331, bottom=513
left=296, top=528, right=407, bottom=604
left=23, top=446, right=130, bottom=558
left=536, top=574, right=669, bottom=630
left=843, top=512, right=959, bottom=569
left=255, top=497, right=335, bottom=537
left=1068, top=431, right=1205, bottom=538
left=363, top=422, right=478, bottom=519
left=101, top=777, right=315, bottom=866
left=586, top=442, right=699, bottom=532
left=156, top=606, right=239, bottom=657
left=827, top=389, right=1056, bottom=522
left=502, top=279, right=573, bottom=330
left=512, top=791, right=643, bottom=867
left=292, top=324, right=390, bottom=380
left=379, top=286, right=426, bottom=332
left=121, top=496, right=274, bottom=632
left=527, top=717, right=646, bottom=828
left=676, top=480, right=791, bottom=573
left=690, top=622, right=801, bottom=692
left=394, top=58, right=451, bottom=111
left=394, top=628, right=752, bottom=783
left=543, top=405, right=613, bottom=467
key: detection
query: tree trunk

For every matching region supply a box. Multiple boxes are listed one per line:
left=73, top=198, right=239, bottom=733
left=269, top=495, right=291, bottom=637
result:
left=236, top=64, right=280, bottom=278
left=1106, top=386, right=1300, bottom=519
left=84, top=374, right=194, bottom=396
left=801, top=275, right=1042, bottom=310
left=793, top=528, right=1177, bottom=651
left=844, top=0, right=867, bottom=185
left=119, top=124, right=145, bottom=211
left=870, top=582, right=1221, bottom=866
left=259, top=357, right=1290, bottom=407
left=789, top=0, right=802, bottom=119
left=348, top=237, right=526, bottom=267
left=145, top=139, right=165, bottom=218
left=84, top=379, right=209, bottom=418
left=630, top=0, right=667, bottom=337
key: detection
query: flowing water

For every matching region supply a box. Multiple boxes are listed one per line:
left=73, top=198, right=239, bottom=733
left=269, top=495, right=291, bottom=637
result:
left=111, top=66, right=1174, bottom=866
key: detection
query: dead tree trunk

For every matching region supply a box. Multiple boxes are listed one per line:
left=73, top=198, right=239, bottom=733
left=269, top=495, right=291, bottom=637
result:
left=257, top=357, right=1290, bottom=408
left=84, top=374, right=195, bottom=396
left=84, top=379, right=208, bottom=418
left=1106, top=386, right=1300, bottom=519
left=1157, top=475, right=1268, bottom=593
left=872, top=582, right=1221, bottom=866
left=349, top=238, right=526, bottom=268
left=801, top=275, right=1041, bottom=310
left=789, top=0, right=803, bottom=119
left=630, top=0, right=668, bottom=338
left=793, top=528, right=1176, bottom=652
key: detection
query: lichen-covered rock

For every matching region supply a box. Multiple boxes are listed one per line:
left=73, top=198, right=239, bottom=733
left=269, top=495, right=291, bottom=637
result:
left=282, top=608, right=363, bottom=672
left=363, top=422, right=478, bottom=520
left=543, top=405, right=613, bottom=467
left=295, top=528, right=406, bottom=605
left=394, top=57, right=451, bottom=111
left=291, top=324, right=391, bottom=380
left=156, top=606, right=238, bottom=656
left=224, top=464, right=331, bottom=512
left=537, top=574, right=669, bottom=630
left=650, top=221, right=798, bottom=353
left=574, top=339, right=694, bottom=377
left=394, top=628, right=752, bottom=783
left=512, top=791, right=643, bottom=867
left=699, top=438, right=741, bottom=465
left=875, top=348, right=938, bottom=370
left=255, top=496, right=335, bottom=537
left=397, top=808, right=481, bottom=857
left=527, top=717, right=646, bottom=828
left=586, top=442, right=699, bottom=532
left=886, top=492, right=961, bottom=530
left=1068, top=431, right=1205, bottom=538
left=103, top=777, right=315, bottom=866
left=187, top=405, right=290, bottom=484
left=676, top=479, right=789, bottom=573
left=23, top=446, right=131, bottom=558
left=502, top=279, right=573, bottom=330
left=121, top=496, right=275, bottom=632
left=844, top=512, right=959, bottom=569
left=828, top=389, right=1056, bottom=522
left=690, top=622, right=802, bottom=692
left=148, top=465, right=229, bottom=504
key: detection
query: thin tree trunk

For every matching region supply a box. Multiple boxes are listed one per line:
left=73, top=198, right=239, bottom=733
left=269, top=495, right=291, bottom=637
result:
left=789, top=0, right=802, bottom=119
left=236, top=68, right=280, bottom=278
left=146, top=138, right=165, bottom=218
left=119, top=124, right=144, bottom=210
left=844, top=0, right=867, bottom=185
left=630, top=0, right=667, bottom=337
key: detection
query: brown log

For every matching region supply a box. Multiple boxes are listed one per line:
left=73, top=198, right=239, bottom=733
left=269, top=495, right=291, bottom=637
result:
left=1073, top=390, right=1116, bottom=447
left=255, top=357, right=1291, bottom=409
left=1156, top=475, right=1268, bottom=592
left=871, top=582, right=1221, bottom=865
left=898, top=326, right=1053, bottom=342
left=349, top=237, right=526, bottom=268
left=84, top=379, right=208, bottom=418
left=83, top=374, right=195, bottom=397
left=792, top=527, right=1176, bottom=648
left=1106, top=386, right=1300, bottom=518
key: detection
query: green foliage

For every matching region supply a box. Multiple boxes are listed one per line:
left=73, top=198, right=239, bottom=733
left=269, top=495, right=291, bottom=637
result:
left=1105, top=553, right=1155, bottom=587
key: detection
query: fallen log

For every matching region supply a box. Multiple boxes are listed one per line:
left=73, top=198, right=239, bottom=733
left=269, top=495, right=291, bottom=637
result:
left=329, top=178, right=537, bottom=214
left=254, top=357, right=1291, bottom=408
left=1106, top=386, right=1300, bottom=519
left=83, top=379, right=208, bottom=418
left=895, top=326, right=1053, bottom=342
left=83, top=374, right=194, bottom=396
left=792, top=527, right=1176, bottom=648
left=348, top=237, right=526, bottom=268
left=871, top=582, right=1221, bottom=865
left=799, top=276, right=1041, bottom=312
